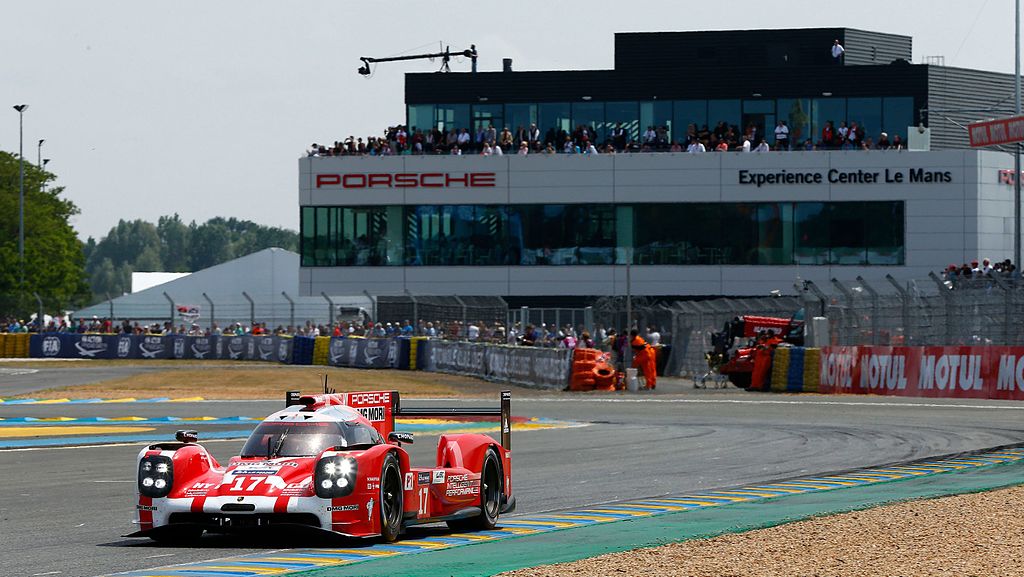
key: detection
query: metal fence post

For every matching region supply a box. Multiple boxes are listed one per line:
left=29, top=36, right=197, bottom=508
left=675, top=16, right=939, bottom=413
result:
left=855, top=276, right=880, bottom=345
left=242, top=291, right=255, bottom=329
left=584, top=306, right=594, bottom=338
left=885, top=274, right=911, bottom=345
left=802, top=280, right=828, bottom=319
left=202, top=292, right=215, bottom=333
left=281, top=291, right=295, bottom=331
left=990, top=273, right=1012, bottom=344
left=453, top=295, right=467, bottom=338
left=33, top=292, right=43, bottom=328
left=928, top=272, right=955, bottom=344
left=405, top=290, right=418, bottom=332
left=830, top=279, right=855, bottom=345
left=162, top=292, right=175, bottom=325
left=363, top=290, right=377, bottom=323
left=321, top=292, right=335, bottom=327
left=105, top=292, right=114, bottom=321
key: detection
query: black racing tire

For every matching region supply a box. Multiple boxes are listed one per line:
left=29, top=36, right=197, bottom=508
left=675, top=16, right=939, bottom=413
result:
left=447, top=448, right=501, bottom=532
left=149, top=526, right=203, bottom=544
left=727, top=372, right=751, bottom=389
left=379, top=453, right=404, bottom=542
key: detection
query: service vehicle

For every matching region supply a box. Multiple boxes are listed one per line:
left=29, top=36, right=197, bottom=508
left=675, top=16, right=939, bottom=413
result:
left=709, top=311, right=804, bottom=388
left=128, top=388, right=513, bottom=542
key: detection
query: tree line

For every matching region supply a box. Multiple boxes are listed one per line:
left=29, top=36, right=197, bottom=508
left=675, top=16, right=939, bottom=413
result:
left=1, top=150, right=297, bottom=315
left=84, top=215, right=297, bottom=302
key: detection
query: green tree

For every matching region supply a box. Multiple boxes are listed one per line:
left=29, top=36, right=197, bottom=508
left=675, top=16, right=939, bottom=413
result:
left=158, top=214, right=190, bottom=272
left=0, top=151, right=91, bottom=316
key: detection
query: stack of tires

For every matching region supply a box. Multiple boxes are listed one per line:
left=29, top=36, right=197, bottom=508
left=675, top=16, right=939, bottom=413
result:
left=313, top=336, right=331, bottom=365
left=569, top=348, right=599, bottom=390
left=569, top=348, right=619, bottom=392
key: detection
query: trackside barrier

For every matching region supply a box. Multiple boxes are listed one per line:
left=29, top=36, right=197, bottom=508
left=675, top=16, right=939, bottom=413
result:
left=0, top=333, right=30, bottom=358
left=25, top=334, right=573, bottom=388
left=765, top=346, right=822, bottom=393
left=418, top=340, right=571, bottom=390
left=27, top=334, right=295, bottom=363
left=819, top=345, right=1024, bottom=401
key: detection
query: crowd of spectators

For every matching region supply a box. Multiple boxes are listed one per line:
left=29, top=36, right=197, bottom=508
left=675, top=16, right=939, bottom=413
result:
left=306, top=119, right=905, bottom=158
left=942, top=258, right=1019, bottom=283
left=3, top=315, right=667, bottom=353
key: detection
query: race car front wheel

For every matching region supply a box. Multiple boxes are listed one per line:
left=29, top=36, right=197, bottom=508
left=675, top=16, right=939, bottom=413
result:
left=447, top=448, right=501, bottom=531
left=379, top=453, right=403, bottom=542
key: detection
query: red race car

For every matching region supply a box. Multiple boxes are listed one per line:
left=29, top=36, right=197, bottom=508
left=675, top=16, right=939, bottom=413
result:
left=128, top=389, right=513, bottom=542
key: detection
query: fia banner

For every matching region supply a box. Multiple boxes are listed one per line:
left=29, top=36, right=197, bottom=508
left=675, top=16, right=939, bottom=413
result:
left=820, top=346, right=1024, bottom=401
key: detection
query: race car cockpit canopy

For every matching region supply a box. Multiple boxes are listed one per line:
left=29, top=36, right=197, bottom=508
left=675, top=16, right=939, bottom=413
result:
left=240, top=410, right=384, bottom=458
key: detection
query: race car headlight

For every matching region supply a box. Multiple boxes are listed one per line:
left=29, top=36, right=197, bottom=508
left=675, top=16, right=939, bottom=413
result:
left=315, top=456, right=357, bottom=499
left=138, top=455, right=173, bottom=498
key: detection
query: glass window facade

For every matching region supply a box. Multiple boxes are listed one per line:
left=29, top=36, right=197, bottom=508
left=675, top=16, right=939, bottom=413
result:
left=408, top=97, right=916, bottom=149
left=302, top=202, right=904, bottom=267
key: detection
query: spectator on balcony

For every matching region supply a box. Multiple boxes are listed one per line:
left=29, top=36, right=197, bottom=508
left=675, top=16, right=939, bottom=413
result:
left=499, top=127, right=514, bottom=152
left=822, top=121, right=835, bottom=149
left=774, top=120, right=790, bottom=150
left=642, top=125, right=657, bottom=147
left=518, top=141, right=530, bottom=155
left=527, top=123, right=541, bottom=147
left=876, top=132, right=891, bottom=149
left=584, top=141, right=599, bottom=154
left=611, top=122, right=627, bottom=151
left=892, top=134, right=905, bottom=150
left=715, top=139, right=730, bottom=152
left=671, top=140, right=684, bottom=152
left=687, top=138, right=706, bottom=153
left=563, top=136, right=579, bottom=154
left=514, top=125, right=527, bottom=146
left=832, top=39, right=845, bottom=64
left=492, top=140, right=504, bottom=156
left=754, top=138, right=771, bottom=152
left=458, top=128, right=472, bottom=150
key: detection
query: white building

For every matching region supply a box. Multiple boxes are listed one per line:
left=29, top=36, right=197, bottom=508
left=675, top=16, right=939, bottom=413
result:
left=298, top=149, right=1014, bottom=299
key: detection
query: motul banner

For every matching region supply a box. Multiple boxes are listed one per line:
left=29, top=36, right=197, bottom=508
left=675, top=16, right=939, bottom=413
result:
left=968, top=115, right=1024, bottom=147
left=820, top=346, right=1024, bottom=401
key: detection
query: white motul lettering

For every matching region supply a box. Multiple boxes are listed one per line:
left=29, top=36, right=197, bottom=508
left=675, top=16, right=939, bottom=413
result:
left=958, top=355, right=982, bottom=391
left=946, top=355, right=961, bottom=389
left=935, top=355, right=950, bottom=390
left=919, top=355, right=936, bottom=390
left=998, top=355, right=1016, bottom=391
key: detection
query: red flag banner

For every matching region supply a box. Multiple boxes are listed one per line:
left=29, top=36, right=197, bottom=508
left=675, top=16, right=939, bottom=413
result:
left=968, top=115, right=1024, bottom=147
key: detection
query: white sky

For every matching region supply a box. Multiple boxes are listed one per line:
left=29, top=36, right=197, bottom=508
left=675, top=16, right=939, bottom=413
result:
left=1, top=0, right=1018, bottom=240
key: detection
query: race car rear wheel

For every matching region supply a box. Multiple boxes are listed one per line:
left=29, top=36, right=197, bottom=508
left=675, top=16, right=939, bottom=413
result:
left=447, top=448, right=501, bottom=532
left=379, top=453, right=403, bottom=542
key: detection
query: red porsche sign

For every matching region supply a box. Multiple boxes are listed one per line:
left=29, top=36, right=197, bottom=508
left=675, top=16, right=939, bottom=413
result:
left=315, top=172, right=496, bottom=189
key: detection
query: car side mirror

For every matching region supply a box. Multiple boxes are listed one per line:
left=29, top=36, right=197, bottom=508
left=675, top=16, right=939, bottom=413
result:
left=175, top=430, right=199, bottom=443
left=388, top=431, right=414, bottom=445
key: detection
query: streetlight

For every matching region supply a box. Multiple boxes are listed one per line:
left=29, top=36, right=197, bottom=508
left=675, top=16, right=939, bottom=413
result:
left=13, top=104, right=28, bottom=301
left=37, top=139, right=44, bottom=168
left=42, top=158, right=50, bottom=192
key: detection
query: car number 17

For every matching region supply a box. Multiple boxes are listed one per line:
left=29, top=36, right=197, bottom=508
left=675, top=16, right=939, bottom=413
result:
left=418, top=487, right=429, bottom=515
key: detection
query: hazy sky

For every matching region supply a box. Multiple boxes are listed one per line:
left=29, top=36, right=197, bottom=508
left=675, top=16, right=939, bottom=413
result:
left=2, top=1, right=1018, bottom=240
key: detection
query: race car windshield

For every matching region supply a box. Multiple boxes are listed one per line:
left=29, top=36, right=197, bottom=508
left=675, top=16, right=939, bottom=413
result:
left=240, top=421, right=382, bottom=458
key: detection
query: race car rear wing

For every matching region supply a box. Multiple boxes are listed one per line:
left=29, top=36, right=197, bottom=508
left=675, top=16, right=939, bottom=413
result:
left=286, top=389, right=511, bottom=450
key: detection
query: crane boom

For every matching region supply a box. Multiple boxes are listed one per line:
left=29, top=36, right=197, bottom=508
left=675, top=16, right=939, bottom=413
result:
left=358, top=45, right=477, bottom=75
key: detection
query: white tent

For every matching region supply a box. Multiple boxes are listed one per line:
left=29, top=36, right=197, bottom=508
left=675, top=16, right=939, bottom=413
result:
left=76, top=248, right=372, bottom=329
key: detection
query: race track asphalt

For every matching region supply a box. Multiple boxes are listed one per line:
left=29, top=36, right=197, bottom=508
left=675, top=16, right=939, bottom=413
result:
left=1, top=383, right=1023, bottom=577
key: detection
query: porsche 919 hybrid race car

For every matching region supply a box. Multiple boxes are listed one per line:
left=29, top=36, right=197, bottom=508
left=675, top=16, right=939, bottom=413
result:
left=128, top=389, right=514, bottom=542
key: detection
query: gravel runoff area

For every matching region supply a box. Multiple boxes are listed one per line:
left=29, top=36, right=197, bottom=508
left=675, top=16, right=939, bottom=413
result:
left=500, top=484, right=1024, bottom=577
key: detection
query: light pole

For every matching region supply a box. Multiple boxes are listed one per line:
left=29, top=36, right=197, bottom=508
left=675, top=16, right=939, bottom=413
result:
left=41, top=159, right=50, bottom=192
left=1016, top=0, right=1021, bottom=268
left=13, top=105, right=28, bottom=303
left=37, top=139, right=44, bottom=168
